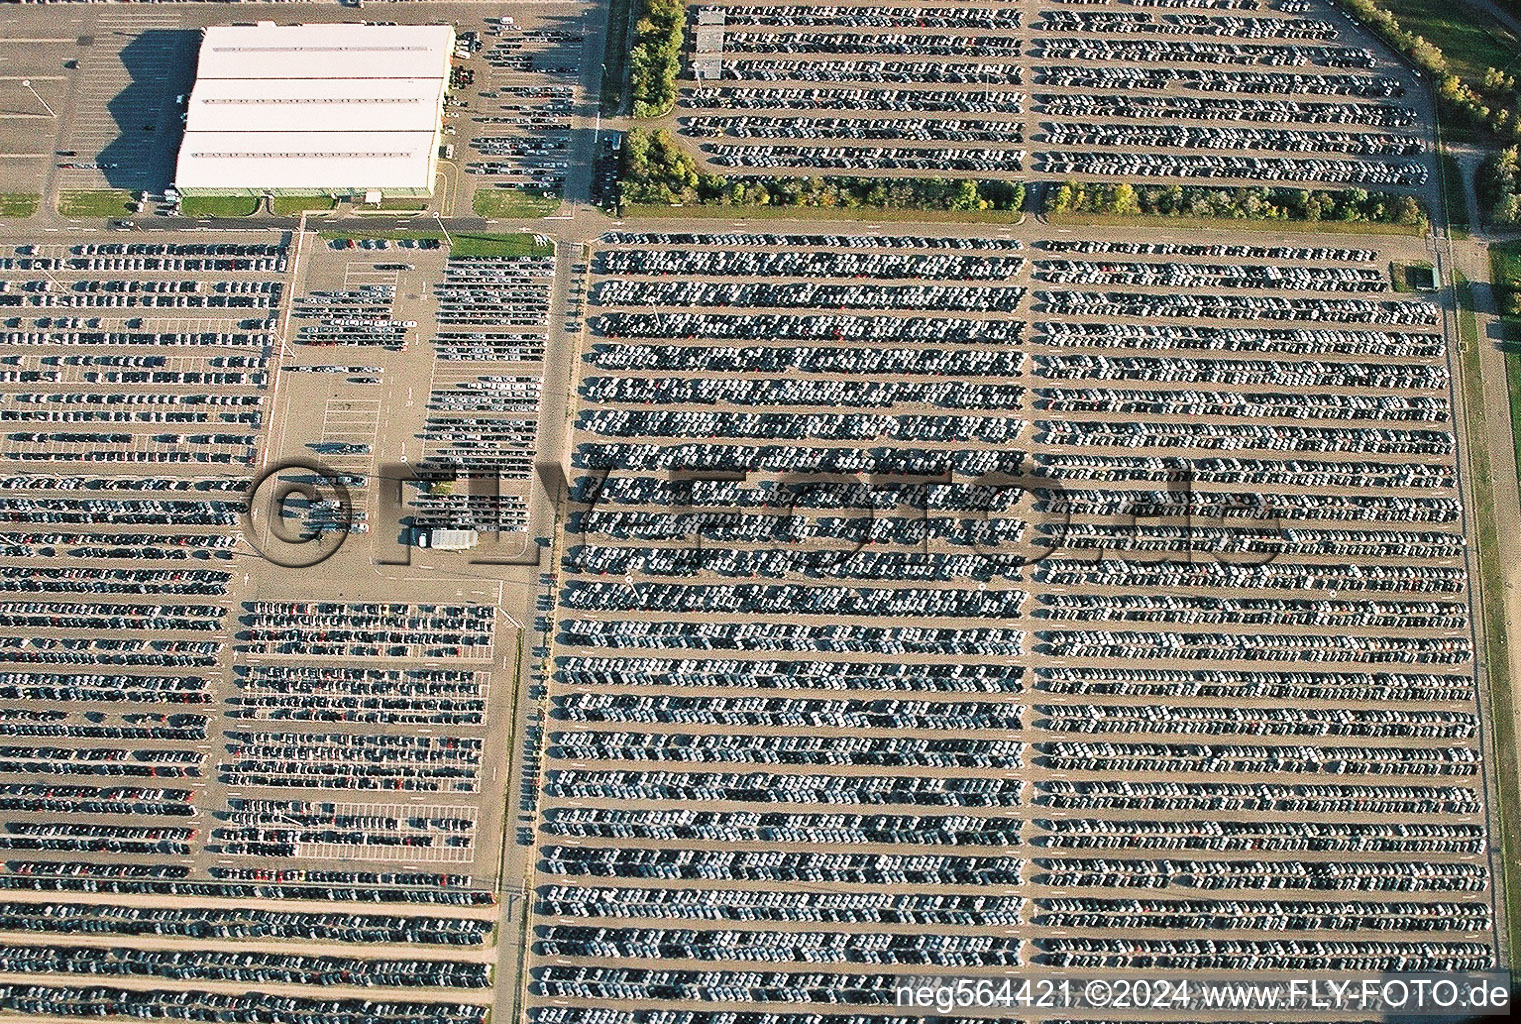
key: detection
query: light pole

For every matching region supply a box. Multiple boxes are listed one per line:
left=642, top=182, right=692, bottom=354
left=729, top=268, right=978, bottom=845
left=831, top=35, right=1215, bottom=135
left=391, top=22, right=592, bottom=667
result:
left=434, top=211, right=453, bottom=249
left=20, top=80, right=56, bottom=119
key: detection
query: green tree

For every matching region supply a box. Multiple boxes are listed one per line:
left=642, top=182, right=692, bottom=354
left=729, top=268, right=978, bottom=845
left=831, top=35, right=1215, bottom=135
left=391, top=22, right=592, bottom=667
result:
left=950, top=180, right=982, bottom=211
left=629, top=0, right=688, bottom=117
left=1492, top=192, right=1519, bottom=224
left=1110, top=182, right=1141, bottom=215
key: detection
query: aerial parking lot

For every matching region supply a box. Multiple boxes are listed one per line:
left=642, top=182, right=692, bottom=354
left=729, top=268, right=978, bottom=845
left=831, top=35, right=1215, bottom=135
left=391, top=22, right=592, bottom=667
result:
left=0, top=228, right=530, bottom=1009
left=670, top=0, right=1432, bottom=193
left=526, top=222, right=1499, bottom=1012
left=0, top=0, right=1517, bottom=1022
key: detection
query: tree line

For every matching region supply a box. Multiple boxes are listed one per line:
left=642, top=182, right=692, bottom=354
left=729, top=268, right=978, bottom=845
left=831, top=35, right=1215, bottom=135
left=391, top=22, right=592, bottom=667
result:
left=629, top=0, right=687, bottom=118
left=620, top=128, right=1025, bottom=213
left=1481, top=146, right=1521, bottom=225
left=1046, top=180, right=1426, bottom=227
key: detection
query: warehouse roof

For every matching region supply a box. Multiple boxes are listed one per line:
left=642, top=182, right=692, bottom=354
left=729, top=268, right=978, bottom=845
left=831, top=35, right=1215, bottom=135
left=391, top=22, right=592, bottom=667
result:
left=175, top=23, right=454, bottom=195
left=185, top=77, right=447, bottom=133
left=175, top=131, right=439, bottom=191
left=194, top=23, right=457, bottom=80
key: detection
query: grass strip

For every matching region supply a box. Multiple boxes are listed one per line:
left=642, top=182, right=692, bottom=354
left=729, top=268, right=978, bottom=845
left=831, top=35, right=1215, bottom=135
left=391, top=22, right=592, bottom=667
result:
left=1455, top=270, right=1521, bottom=971
left=56, top=189, right=134, bottom=218
left=0, top=193, right=39, bottom=218
left=1442, top=151, right=1471, bottom=236
left=270, top=196, right=338, bottom=216
left=472, top=187, right=562, bottom=218
left=316, top=229, right=551, bottom=259
left=179, top=195, right=258, bottom=218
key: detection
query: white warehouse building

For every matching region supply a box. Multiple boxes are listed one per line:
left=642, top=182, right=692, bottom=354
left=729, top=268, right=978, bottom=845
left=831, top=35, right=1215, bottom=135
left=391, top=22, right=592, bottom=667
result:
left=174, top=22, right=455, bottom=198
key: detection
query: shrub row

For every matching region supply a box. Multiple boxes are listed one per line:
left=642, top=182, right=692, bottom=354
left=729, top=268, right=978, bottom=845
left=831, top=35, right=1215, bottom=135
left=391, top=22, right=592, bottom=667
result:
left=621, top=128, right=1024, bottom=213
left=1046, top=180, right=1425, bottom=227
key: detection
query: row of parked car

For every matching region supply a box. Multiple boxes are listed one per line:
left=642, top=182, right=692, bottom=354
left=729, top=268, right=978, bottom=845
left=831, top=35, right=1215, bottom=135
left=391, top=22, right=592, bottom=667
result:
left=723, top=5, right=1021, bottom=29
left=1033, top=937, right=1493, bottom=970
left=1033, top=895, right=1489, bottom=932
left=1038, top=149, right=1426, bottom=185
left=231, top=664, right=487, bottom=727
left=536, top=925, right=1023, bottom=966
left=540, top=884, right=1020, bottom=931
left=0, top=987, right=486, bottom=1024
left=1036, top=257, right=1385, bottom=291
left=705, top=142, right=1026, bottom=172
left=0, top=944, right=489, bottom=989
left=1034, top=60, right=1403, bottom=96
left=1040, top=91, right=1416, bottom=128
left=595, top=245, right=1024, bottom=280
left=690, top=85, right=1024, bottom=113
left=219, top=730, right=482, bottom=795
left=1038, top=9, right=1334, bottom=40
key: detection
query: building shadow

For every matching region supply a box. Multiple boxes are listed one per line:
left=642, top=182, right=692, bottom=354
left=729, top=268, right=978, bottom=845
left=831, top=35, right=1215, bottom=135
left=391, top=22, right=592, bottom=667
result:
left=96, top=28, right=199, bottom=192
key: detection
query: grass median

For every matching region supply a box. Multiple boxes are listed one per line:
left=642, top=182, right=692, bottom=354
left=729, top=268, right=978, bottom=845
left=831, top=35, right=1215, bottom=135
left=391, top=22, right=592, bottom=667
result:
left=1441, top=151, right=1471, bottom=237
left=179, top=195, right=259, bottom=218
left=56, top=189, right=134, bottom=218
left=318, top=229, right=552, bottom=259
left=472, top=187, right=562, bottom=219
left=1455, top=270, right=1521, bottom=972
left=270, top=196, right=337, bottom=216
left=358, top=199, right=429, bottom=212
left=0, top=193, right=38, bottom=218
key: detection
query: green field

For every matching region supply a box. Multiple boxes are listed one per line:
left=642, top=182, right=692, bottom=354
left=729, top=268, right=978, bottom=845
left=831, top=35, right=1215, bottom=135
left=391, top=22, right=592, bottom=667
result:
left=450, top=233, right=555, bottom=258
left=180, top=195, right=259, bottom=218
left=56, top=189, right=135, bottom=218
left=270, top=196, right=337, bottom=216
left=1380, top=0, right=1521, bottom=85
left=472, top=187, right=562, bottom=218
left=0, top=193, right=39, bottom=218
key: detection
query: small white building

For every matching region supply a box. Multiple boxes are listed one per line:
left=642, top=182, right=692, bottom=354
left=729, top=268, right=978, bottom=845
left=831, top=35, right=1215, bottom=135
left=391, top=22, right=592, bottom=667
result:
left=174, top=22, right=455, bottom=198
